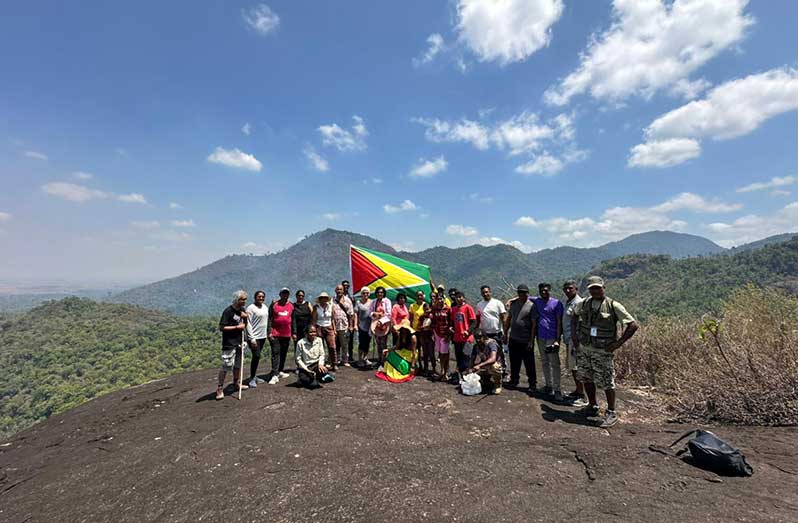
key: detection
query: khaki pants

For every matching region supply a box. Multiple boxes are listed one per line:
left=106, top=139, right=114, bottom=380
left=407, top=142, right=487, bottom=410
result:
left=537, top=337, right=561, bottom=393
left=565, top=341, right=578, bottom=371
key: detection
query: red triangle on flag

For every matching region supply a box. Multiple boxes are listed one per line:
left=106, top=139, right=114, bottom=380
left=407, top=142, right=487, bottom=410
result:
left=351, top=247, right=387, bottom=290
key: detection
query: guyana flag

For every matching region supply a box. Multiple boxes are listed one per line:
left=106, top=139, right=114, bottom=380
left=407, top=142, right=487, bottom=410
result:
left=350, top=245, right=432, bottom=301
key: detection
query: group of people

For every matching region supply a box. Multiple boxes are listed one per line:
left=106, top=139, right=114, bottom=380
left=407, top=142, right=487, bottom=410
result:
left=216, top=276, right=638, bottom=428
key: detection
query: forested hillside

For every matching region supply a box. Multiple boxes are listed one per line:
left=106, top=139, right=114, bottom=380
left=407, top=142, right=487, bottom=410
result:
left=0, top=298, right=218, bottom=438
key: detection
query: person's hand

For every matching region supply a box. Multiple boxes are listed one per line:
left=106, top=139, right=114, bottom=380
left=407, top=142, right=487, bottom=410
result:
left=240, top=311, right=248, bottom=320
left=291, top=335, right=297, bottom=341
left=237, top=323, right=246, bottom=331
left=318, top=364, right=328, bottom=374
left=349, top=325, right=355, bottom=332
left=268, top=336, right=274, bottom=343
left=571, top=336, right=580, bottom=348
left=249, top=340, right=257, bottom=349
left=552, top=341, right=560, bottom=348
left=607, top=341, right=621, bottom=352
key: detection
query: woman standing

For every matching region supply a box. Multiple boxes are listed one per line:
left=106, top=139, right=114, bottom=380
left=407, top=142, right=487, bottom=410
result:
left=431, top=292, right=452, bottom=381
left=312, top=292, right=338, bottom=371
left=245, top=290, right=269, bottom=387
left=369, top=286, right=392, bottom=365
left=292, top=289, right=313, bottom=350
left=391, top=292, right=410, bottom=346
left=354, top=286, right=373, bottom=365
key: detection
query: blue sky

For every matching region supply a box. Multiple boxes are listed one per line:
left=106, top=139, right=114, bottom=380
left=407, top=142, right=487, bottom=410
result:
left=2, top=0, right=797, bottom=284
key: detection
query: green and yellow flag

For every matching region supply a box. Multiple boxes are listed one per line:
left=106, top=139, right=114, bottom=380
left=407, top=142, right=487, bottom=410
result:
left=350, top=245, right=432, bottom=301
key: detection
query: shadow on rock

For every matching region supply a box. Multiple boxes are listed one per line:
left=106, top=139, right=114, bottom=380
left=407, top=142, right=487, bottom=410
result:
left=540, top=403, right=598, bottom=427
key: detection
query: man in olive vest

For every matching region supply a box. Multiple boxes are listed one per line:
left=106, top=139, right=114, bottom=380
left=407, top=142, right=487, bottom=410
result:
left=570, top=276, right=638, bottom=428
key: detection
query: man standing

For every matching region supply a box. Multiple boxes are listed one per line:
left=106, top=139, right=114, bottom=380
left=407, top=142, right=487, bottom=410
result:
left=475, top=285, right=507, bottom=377
left=291, top=290, right=313, bottom=349
left=266, top=288, right=294, bottom=385
left=450, top=291, right=477, bottom=379
left=342, top=280, right=355, bottom=367
left=431, top=291, right=452, bottom=381
left=503, top=284, right=538, bottom=391
left=216, top=290, right=250, bottom=400
left=533, top=283, right=565, bottom=402
left=354, top=286, right=373, bottom=365
left=295, top=326, right=334, bottom=389
left=562, top=280, right=586, bottom=406
left=333, top=284, right=355, bottom=366
left=469, top=331, right=503, bottom=395
left=245, top=290, right=269, bottom=388
left=572, top=276, right=638, bottom=428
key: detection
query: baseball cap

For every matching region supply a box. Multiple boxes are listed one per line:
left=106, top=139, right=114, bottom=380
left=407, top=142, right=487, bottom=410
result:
left=516, top=284, right=529, bottom=292
left=586, top=276, right=605, bottom=288
left=280, top=287, right=290, bottom=294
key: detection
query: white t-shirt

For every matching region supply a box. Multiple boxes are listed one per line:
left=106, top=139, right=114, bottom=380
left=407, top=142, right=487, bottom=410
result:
left=563, top=294, right=584, bottom=343
left=245, top=303, right=269, bottom=341
left=476, top=298, right=506, bottom=334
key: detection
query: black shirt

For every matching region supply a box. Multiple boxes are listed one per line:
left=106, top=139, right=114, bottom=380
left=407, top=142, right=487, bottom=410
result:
left=219, top=305, right=244, bottom=351
left=292, top=301, right=313, bottom=337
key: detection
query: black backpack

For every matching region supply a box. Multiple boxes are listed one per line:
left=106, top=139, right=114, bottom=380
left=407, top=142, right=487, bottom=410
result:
left=669, top=429, right=754, bottom=477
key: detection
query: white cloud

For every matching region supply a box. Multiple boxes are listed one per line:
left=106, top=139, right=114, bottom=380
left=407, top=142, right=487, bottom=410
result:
left=242, top=4, right=280, bottom=35
left=24, top=150, right=47, bottom=160
left=631, top=67, right=798, bottom=167
left=72, top=171, right=93, bottom=180
left=544, top=0, right=753, bottom=106
left=322, top=213, right=341, bottom=221
left=413, top=33, right=445, bottom=66
left=650, top=192, right=741, bottom=213
left=409, top=155, right=448, bottom=178
left=704, top=202, right=798, bottom=246
left=42, top=182, right=109, bottom=203
left=171, top=219, right=196, bottom=228
left=169, top=202, right=183, bottom=209
left=150, top=230, right=192, bottom=242
left=469, top=193, right=494, bottom=204
left=242, top=241, right=258, bottom=249
left=413, top=111, right=586, bottom=174
left=446, top=224, right=479, bottom=237
left=117, top=193, right=148, bottom=204
left=383, top=200, right=418, bottom=214
left=456, top=0, right=564, bottom=65
left=476, top=236, right=532, bottom=253
left=772, top=190, right=791, bottom=198
left=389, top=241, right=418, bottom=252
left=303, top=144, right=329, bottom=172
left=628, top=138, right=701, bottom=168
left=514, top=216, right=539, bottom=227
left=0, top=212, right=10, bottom=222
left=318, top=115, right=368, bottom=152
left=242, top=123, right=252, bottom=135
left=207, top=146, right=263, bottom=172
left=130, top=220, right=160, bottom=230
left=736, top=175, right=797, bottom=193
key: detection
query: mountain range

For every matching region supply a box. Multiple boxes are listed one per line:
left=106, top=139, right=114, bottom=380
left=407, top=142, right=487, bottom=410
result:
left=110, top=228, right=786, bottom=316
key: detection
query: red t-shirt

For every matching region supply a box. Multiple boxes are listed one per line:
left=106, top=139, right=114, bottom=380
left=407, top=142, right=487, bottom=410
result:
left=270, top=301, right=294, bottom=338
left=450, top=304, right=476, bottom=343
left=431, top=305, right=451, bottom=337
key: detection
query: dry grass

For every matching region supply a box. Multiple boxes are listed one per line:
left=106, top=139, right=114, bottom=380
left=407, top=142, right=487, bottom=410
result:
left=616, top=285, right=798, bottom=425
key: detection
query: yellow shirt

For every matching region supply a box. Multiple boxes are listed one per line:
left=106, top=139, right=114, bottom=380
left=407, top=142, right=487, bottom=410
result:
left=409, top=302, right=426, bottom=331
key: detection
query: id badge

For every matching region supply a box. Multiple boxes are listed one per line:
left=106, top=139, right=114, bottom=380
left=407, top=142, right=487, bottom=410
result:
left=590, top=326, right=598, bottom=337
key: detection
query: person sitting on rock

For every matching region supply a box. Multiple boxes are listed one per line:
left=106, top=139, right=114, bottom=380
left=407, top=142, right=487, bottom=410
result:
left=468, top=331, right=502, bottom=395
left=295, top=326, right=333, bottom=389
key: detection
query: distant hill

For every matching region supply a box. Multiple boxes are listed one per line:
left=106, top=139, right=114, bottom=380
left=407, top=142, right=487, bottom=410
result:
left=0, top=297, right=217, bottom=438
left=112, top=229, right=730, bottom=315
left=729, top=232, right=798, bottom=253
left=586, top=237, right=798, bottom=320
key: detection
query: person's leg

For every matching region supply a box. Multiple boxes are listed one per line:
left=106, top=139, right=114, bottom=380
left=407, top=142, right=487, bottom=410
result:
left=576, top=346, right=598, bottom=408
left=217, top=369, right=227, bottom=398
left=606, top=389, right=616, bottom=411
left=489, top=362, right=502, bottom=392
left=425, top=334, right=436, bottom=374
left=325, top=328, right=338, bottom=369
left=507, top=339, right=521, bottom=385
left=538, top=338, right=553, bottom=391
left=521, top=341, right=537, bottom=390
left=376, top=335, right=386, bottom=364
left=298, top=368, right=314, bottom=388
left=278, top=337, right=290, bottom=373
left=551, top=346, right=562, bottom=398
left=347, top=327, right=355, bottom=363
left=249, top=338, right=264, bottom=382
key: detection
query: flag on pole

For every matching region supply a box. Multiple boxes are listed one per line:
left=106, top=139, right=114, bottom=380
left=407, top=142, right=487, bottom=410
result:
left=350, top=245, right=432, bottom=301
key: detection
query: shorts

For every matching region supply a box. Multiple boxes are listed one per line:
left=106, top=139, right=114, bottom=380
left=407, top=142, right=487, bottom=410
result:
left=221, top=347, right=242, bottom=371
left=433, top=333, right=449, bottom=354
left=576, top=344, right=615, bottom=390
left=565, top=341, right=578, bottom=371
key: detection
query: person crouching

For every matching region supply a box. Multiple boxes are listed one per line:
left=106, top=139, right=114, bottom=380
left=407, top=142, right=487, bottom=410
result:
left=295, top=326, right=334, bottom=389
left=468, top=331, right=503, bottom=395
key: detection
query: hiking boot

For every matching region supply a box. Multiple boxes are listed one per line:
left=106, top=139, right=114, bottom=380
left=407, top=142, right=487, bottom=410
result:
left=248, top=378, right=258, bottom=388
left=278, top=372, right=290, bottom=378
left=598, top=410, right=619, bottom=428
left=575, top=404, right=600, bottom=417
left=215, top=388, right=224, bottom=400
left=268, top=375, right=279, bottom=385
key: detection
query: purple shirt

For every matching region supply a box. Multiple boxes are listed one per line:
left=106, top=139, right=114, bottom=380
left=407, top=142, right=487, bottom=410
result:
left=531, top=297, right=564, bottom=340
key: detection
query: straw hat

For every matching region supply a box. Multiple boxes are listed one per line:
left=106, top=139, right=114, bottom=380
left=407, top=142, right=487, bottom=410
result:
left=392, top=318, right=415, bottom=334
left=317, top=291, right=331, bottom=301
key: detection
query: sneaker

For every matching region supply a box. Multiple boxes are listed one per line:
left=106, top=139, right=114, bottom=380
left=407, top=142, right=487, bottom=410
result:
left=506, top=380, right=519, bottom=388
left=493, top=386, right=503, bottom=395
left=248, top=379, right=258, bottom=388
left=255, top=377, right=266, bottom=384
left=239, top=383, right=249, bottom=390
left=268, top=375, right=279, bottom=385
left=343, top=362, right=351, bottom=367
left=570, top=397, right=588, bottom=408
left=215, top=389, right=224, bottom=400
left=575, top=404, right=600, bottom=417
left=364, top=358, right=372, bottom=366
left=599, top=410, right=619, bottom=428
left=278, top=372, right=290, bottom=379
left=553, top=391, right=563, bottom=403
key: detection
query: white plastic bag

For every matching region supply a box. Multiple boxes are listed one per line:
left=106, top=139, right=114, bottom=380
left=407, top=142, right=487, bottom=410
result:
left=460, top=372, right=482, bottom=396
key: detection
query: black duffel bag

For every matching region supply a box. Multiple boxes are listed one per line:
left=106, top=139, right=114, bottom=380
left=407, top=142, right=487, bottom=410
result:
left=669, top=429, right=754, bottom=477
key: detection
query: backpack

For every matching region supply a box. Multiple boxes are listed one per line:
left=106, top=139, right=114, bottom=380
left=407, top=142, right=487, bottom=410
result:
left=669, top=429, right=753, bottom=477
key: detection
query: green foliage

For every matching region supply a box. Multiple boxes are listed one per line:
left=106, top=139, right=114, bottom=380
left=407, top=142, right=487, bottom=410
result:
left=0, top=297, right=218, bottom=438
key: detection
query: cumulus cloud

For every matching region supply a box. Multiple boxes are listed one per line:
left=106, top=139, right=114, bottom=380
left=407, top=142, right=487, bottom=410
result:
left=544, top=0, right=753, bottom=106
left=413, top=33, right=445, bottom=66
left=171, top=219, right=196, bottom=228
left=383, top=200, right=418, bottom=214
left=736, top=175, right=797, bottom=193
left=630, top=67, right=798, bottom=167
left=446, top=224, right=479, bottom=237
left=318, top=115, right=368, bottom=152
left=24, top=150, right=47, bottom=160
left=72, top=171, right=93, bottom=180
left=409, top=156, right=448, bottom=178
left=413, top=111, right=585, bottom=175
left=705, top=202, right=798, bottom=246
left=651, top=192, right=742, bottom=213
left=303, top=144, right=329, bottom=172
left=476, top=236, right=532, bottom=253
left=242, top=4, right=280, bottom=35
left=456, top=0, right=563, bottom=65
left=207, top=146, right=263, bottom=172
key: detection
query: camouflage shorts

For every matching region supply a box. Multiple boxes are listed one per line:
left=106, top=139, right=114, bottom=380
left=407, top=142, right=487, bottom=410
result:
left=576, top=345, right=615, bottom=390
